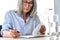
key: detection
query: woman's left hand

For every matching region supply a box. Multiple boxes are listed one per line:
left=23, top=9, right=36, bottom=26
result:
left=39, top=25, right=46, bottom=35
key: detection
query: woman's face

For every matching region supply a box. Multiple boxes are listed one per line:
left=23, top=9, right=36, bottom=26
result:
left=22, top=0, right=33, bottom=13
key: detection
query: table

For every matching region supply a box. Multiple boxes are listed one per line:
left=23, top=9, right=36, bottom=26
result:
left=0, top=37, right=49, bottom=40
left=0, top=36, right=60, bottom=40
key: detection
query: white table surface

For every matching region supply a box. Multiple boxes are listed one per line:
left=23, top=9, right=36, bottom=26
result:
left=0, top=37, right=49, bottom=40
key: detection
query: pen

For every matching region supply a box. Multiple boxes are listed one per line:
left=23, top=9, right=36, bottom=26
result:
left=8, top=27, right=20, bottom=33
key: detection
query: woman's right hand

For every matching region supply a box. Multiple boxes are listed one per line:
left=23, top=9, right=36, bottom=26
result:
left=3, top=29, right=20, bottom=38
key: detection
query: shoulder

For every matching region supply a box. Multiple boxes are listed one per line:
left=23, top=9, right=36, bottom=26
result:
left=5, top=10, right=17, bottom=18
left=5, top=10, right=17, bottom=16
left=6, top=10, right=17, bottom=14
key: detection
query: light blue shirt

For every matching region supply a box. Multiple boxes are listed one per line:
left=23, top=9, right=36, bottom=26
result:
left=1, top=10, right=40, bottom=35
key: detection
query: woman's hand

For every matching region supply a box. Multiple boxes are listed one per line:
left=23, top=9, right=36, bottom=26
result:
left=39, top=25, right=46, bottom=35
left=3, top=29, right=20, bottom=38
left=9, top=29, right=20, bottom=38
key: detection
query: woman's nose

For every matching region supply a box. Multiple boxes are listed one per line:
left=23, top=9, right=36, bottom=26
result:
left=26, top=4, right=29, bottom=7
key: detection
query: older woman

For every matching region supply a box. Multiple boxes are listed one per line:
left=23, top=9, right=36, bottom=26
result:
left=1, top=0, right=46, bottom=38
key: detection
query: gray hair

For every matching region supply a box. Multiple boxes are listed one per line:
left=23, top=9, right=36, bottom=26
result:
left=17, top=0, right=37, bottom=17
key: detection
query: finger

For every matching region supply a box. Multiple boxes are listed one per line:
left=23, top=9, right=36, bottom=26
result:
left=43, top=26, right=46, bottom=31
left=39, top=26, right=45, bottom=32
left=10, top=31, right=17, bottom=38
left=10, top=30, right=13, bottom=33
left=10, top=29, right=17, bottom=34
left=10, top=30, right=16, bottom=35
left=10, top=30, right=15, bottom=33
left=15, top=33, right=20, bottom=37
left=41, top=25, right=45, bottom=28
left=13, top=28, right=16, bottom=31
left=13, top=28, right=17, bottom=33
left=41, top=25, right=46, bottom=30
left=10, top=30, right=18, bottom=38
left=10, top=30, right=20, bottom=35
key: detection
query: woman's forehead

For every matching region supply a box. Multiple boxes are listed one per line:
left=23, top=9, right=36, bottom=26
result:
left=23, top=0, right=32, bottom=2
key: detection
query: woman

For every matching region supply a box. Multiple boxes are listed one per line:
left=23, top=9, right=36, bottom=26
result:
left=1, top=0, right=46, bottom=38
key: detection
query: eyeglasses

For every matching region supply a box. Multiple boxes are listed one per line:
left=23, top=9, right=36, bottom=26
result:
left=23, top=1, right=33, bottom=6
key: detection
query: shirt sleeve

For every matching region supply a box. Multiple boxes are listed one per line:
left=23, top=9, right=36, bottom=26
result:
left=1, top=11, right=12, bottom=36
left=35, top=15, right=40, bottom=28
left=32, top=15, right=41, bottom=35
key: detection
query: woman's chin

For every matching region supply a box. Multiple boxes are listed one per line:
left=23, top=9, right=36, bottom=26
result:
left=24, top=10, right=29, bottom=13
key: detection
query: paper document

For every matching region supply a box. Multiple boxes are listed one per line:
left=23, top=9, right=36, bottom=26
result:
left=19, top=35, right=49, bottom=38
left=19, top=24, right=49, bottom=38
